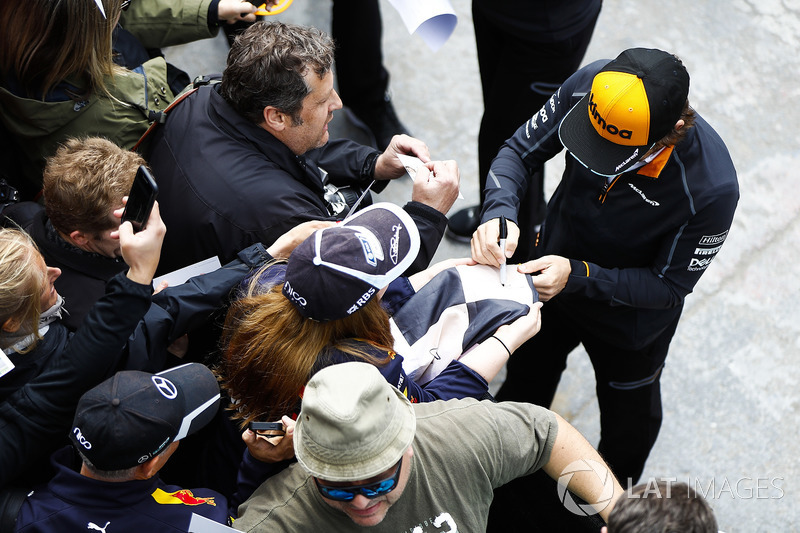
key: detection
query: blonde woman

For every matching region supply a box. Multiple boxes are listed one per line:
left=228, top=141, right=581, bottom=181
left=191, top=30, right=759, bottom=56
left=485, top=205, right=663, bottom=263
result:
left=0, top=212, right=324, bottom=488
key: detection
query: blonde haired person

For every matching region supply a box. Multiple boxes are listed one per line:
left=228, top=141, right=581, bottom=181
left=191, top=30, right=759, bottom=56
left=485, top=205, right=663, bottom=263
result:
left=0, top=211, right=325, bottom=490
left=0, top=206, right=164, bottom=488
left=0, top=0, right=258, bottom=191
left=0, top=230, right=59, bottom=357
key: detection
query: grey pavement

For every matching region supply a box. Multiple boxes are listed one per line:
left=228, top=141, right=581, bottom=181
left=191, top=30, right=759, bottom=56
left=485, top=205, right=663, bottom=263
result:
left=166, top=1, right=800, bottom=530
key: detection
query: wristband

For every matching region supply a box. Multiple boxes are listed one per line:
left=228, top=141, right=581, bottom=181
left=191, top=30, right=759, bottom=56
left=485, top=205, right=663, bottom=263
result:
left=491, top=335, right=512, bottom=357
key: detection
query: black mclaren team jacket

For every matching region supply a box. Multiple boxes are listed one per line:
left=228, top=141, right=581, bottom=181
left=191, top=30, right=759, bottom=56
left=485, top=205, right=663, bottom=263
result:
left=482, top=59, right=740, bottom=350
left=145, top=84, right=448, bottom=276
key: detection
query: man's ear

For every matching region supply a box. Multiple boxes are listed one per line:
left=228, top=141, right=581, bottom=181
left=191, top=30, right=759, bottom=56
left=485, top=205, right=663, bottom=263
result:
left=262, top=106, right=288, bottom=133
left=133, top=457, right=162, bottom=481
left=2, top=316, right=22, bottom=334
left=69, top=230, right=90, bottom=247
left=133, top=441, right=180, bottom=480
left=674, top=119, right=685, bottom=131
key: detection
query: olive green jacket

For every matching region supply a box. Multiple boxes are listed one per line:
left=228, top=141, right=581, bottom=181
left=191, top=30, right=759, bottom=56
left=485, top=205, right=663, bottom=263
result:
left=0, top=0, right=218, bottom=189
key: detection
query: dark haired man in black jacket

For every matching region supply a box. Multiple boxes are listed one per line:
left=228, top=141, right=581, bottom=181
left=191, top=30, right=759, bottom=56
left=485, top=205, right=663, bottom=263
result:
left=145, top=22, right=460, bottom=277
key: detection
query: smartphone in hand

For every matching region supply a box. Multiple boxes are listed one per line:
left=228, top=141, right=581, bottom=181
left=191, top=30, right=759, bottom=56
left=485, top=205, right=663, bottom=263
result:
left=249, top=421, right=285, bottom=439
left=121, top=165, right=158, bottom=232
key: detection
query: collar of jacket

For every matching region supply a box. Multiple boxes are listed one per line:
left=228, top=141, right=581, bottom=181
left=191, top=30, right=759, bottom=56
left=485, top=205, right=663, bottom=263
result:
left=636, top=145, right=675, bottom=179
left=29, top=211, right=126, bottom=281
left=207, top=85, right=323, bottom=190
left=47, top=447, right=162, bottom=508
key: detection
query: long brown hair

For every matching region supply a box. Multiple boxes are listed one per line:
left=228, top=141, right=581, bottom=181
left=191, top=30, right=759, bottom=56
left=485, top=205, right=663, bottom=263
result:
left=0, top=0, right=123, bottom=99
left=219, top=265, right=393, bottom=427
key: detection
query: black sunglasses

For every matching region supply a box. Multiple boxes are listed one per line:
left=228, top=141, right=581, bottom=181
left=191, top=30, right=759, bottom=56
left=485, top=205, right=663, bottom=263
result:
left=120, top=0, right=131, bottom=10
left=315, top=458, right=403, bottom=502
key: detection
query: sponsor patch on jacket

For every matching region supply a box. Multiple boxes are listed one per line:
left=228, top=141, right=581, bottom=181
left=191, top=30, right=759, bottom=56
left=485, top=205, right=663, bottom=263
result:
left=688, top=231, right=729, bottom=271
left=151, top=489, right=217, bottom=506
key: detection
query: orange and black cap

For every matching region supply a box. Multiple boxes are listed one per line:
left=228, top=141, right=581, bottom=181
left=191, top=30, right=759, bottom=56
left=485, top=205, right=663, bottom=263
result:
left=559, top=48, right=689, bottom=177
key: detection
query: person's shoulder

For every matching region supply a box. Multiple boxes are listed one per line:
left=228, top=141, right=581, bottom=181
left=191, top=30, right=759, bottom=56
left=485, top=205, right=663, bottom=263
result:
left=235, top=465, right=320, bottom=531
left=581, top=58, right=613, bottom=74
left=566, top=59, right=610, bottom=91
left=413, top=397, right=489, bottom=425
left=415, top=398, right=556, bottom=430
left=676, top=114, right=739, bottom=194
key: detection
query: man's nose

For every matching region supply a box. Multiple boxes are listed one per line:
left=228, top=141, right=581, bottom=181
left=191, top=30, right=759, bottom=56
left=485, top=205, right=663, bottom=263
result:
left=331, top=89, right=343, bottom=111
left=348, top=494, right=373, bottom=509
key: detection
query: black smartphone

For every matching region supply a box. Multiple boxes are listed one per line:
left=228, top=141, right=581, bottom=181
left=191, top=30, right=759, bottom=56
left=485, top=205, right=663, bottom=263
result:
left=121, top=165, right=158, bottom=232
left=249, top=421, right=285, bottom=438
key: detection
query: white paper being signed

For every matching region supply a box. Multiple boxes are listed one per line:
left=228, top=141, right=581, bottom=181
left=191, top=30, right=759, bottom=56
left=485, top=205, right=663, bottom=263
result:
left=397, top=154, right=464, bottom=199
left=386, top=0, right=457, bottom=52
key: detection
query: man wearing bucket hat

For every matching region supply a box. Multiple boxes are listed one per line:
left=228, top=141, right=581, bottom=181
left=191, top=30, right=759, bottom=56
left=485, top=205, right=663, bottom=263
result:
left=471, top=48, right=739, bottom=484
left=15, top=363, right=233, bottom=531
left=235, top=361, right=624, bottom=531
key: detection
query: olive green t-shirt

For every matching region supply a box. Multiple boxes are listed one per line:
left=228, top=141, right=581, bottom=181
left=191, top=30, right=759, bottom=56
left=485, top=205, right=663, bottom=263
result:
left=235, top=398, right=557, bottom=532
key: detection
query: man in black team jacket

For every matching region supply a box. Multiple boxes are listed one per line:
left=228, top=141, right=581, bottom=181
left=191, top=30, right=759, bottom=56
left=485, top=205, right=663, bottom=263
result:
left=471, top=48, right=739, bottom=486
left=145, top=21, right=459, bottom=276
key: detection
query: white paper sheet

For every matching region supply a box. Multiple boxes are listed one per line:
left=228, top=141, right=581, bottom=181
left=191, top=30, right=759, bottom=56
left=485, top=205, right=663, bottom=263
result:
left=386, top=0, right=457, bottom=52
left=188, top=513, right=239, bottom=532
left=397, top=154, right=464, bottom=199
left=152, top=256, right=222, bottom=288
left=0, top=347, right=14, bottom=379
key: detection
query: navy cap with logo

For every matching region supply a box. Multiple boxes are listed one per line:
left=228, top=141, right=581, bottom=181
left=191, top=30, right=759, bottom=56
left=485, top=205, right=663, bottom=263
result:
left=559, top=48, right=690, bottom=177
left=69, top=363, right=220, bottom=471
left=282, top=202, right=420, bottom=322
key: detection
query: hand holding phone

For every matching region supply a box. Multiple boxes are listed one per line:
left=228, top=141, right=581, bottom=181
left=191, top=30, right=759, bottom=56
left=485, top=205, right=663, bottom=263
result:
left=249, top=421, right=285, bottom=439
left=121, top=166, right=158, bottom=233
left=244, top=416, right=295, bottom=463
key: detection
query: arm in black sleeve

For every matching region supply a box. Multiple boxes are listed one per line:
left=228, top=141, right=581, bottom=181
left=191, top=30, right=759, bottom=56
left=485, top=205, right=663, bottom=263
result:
left=402, top=201, right=447, bottom=274
left=312, top=140, right=387, bottom=192
left=482, top=61, right=605, bottom=226
left=123, top=243, right=272, bottom=372
left=314, top=139, right=446, bottom=272
left=206, top=0, right=221, bottom=28
left=229, top=451, right=292, bottom=516
left=0, top=274, right=153, bottom=487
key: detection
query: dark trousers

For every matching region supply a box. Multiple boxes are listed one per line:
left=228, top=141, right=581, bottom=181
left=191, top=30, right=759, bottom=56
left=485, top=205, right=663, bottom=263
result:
left=472, top=6, right=599, bottom=202
left=332, top=0, right=389, bottom=108
left=496, top=301, right=679, bottom=484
